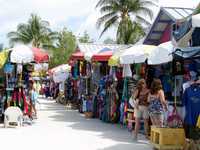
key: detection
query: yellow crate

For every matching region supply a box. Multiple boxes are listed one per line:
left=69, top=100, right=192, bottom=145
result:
left=152, top=143, right=184, bottom=150
left=150, top=127, right=186, bottom=147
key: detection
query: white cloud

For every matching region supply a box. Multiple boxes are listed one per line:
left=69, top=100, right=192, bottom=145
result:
left=0, top=0, right=95, bottom=46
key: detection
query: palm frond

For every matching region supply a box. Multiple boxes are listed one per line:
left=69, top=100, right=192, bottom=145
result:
left=99, top=15, right=119, bottom=38
left=135, top=15, right=151, bottom=26
left=96, top=12, right=118, bottom=28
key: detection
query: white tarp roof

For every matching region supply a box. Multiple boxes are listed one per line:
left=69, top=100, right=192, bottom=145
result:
left=120, top=45, right=156, bottom=64
left=10, top=45, right=34, bottom=64
left=148, top=41, right=174, bottom=65
left=192, top=13, right=200, bottom=28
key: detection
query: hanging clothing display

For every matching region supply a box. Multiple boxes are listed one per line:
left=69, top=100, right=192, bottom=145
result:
left=183, top=84, right=200, bottom=126
left=11, top=88, right=28, bottom=114
left=123, top=64, right=132, bottom=78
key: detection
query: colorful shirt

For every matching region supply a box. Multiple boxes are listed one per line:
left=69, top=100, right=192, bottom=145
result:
left=183, top=85, right=200, bottom=126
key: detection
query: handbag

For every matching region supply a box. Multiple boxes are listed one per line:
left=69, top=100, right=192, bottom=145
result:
left=167, top=107, right=183, bottom=128
left=129, top=90, right=140, bottom=108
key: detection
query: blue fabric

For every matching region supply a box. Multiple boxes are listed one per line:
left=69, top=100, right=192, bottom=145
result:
left=160, top=75, right=172, bottom=93
left=4, top=63, right=14, bottom=73
left=148, top=98, right=164, bottom=114
left=120, top=102, right=124, bottom=124
left=31, top=90, right=38, bottom=104
left=183, top=85, right=200, bottom=126
left=173, top=19, right=192, bottom=41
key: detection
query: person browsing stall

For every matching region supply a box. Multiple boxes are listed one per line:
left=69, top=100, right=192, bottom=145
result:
left=132, top=79, right=149, bottom=140
left=29, top=82, right=38, bottom=119
left=148, top=79, right=168, bottom=127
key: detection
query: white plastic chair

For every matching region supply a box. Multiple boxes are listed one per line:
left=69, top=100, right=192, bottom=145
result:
left=4, top=106, right=23, bottom=128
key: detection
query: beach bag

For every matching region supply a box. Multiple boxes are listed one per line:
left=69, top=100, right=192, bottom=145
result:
left=167, top=107, right=183, bottom=128
left=129, top=89, right=140, bottom=108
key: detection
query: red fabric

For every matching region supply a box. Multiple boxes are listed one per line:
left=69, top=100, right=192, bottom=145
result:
left=71, top=51, right=84, bottom=60
left=160, top=25, right=171, bottom=44
left=92, top=51, right=113, bottom=61
left=11, top=90, right=28, bottom=113
left=32, top=48, right=49, bottom=63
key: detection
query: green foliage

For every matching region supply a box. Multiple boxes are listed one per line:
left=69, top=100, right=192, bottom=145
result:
left=96, top=0, right=156, bottom=44
left=7, top=14, right=57, bottom=48
left=117, top=18, right=145, bottom=44
left=78, top=31, right=93, bottom=43
left=49, top=28, right=76, bottom=68
left=103, top=37, right=116, bottom=44
left=194, top=3, right=200, bottom=14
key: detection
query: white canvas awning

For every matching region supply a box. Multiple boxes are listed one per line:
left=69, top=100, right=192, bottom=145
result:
left=148, top=41, right=174, bottom=65
left=10, top=45, right=34, bottom=64
left=192, top=13, right=200, bottom=28
left=120, top=45, right=156, bottom=64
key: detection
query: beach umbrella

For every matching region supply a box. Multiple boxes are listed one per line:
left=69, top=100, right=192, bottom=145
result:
left=52, top=64, right=71, bottom=83
left=148, top=41, right=174, bottom=65
left=71, top=51, right=84, bottom=60
left=10, top=45, right=34, bottom=63
left=92, top=50, right=113, bottom=61
left=120, top=45, right=156, bottom=64
left=32, top=47, right=49, bottom=63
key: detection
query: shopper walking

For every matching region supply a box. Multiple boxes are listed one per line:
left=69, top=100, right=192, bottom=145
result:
left=132, top=79, right=149, bottom=140
left=29, top=82, right=38, bottom=119
left=148, top=79, right=168, bottom=127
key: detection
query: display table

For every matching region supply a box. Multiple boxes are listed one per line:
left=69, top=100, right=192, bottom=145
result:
left=150, top=126, right=186, bottom=150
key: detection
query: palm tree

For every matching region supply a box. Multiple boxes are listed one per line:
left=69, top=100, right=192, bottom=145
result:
left=7, top=14, right=57, bottom=48
left=96, top=0, right=156, bottom=44
left=194, top=3, right=200, bottom=14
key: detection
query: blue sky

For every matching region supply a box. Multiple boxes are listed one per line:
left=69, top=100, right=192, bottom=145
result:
left=0, top=0, right=199, bottom=47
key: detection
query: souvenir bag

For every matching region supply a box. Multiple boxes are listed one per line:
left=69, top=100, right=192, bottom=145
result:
left=129, top=90, right=140, bottom=108
left=167, top=106, right=183, bottom=128
left=167, top=77, right=183, bottom=128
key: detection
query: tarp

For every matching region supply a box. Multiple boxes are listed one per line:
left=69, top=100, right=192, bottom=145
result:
left=192, top=13, right=200, bottom=28
left=53, top=71, right=69, bottom=83
left=32, top=48, right=49, bottom=63
left=84, top=47, right=112, bottom=61
left=148, top=41, right=174, bottom=65
left=50, top=64, right=71, bottom=83
left=49, top=64, right=71, bottom=75
left=108, top=56, right=120, bottom=66
left=92, top=50, right=113, bottom=61
left=173, top=46, right=200, bottom=59
left=120, top=45, right=156, bottom=64
left=10, top=45, right=34, bottom=63
left=0, top=51, right=9, bottom=68
left=108, top=48, right=126, bottom=66
left=71, top=51, right=84, bottom=60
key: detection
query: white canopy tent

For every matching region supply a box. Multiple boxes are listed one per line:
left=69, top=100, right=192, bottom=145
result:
left=120, top=45, right=156, bottom=64
left=51, top=64, right=71, bottom=83
left=148, top=41, right=174, bottom=65
left=192, top=13, right=200, bottom=28
left=10, top=45, right=34, bottom=64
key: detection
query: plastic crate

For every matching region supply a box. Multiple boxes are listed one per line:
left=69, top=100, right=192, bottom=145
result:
left=150, top=126, right=186, bottom=150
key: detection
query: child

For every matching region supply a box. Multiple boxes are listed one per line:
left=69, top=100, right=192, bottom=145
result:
left=29, top=82, right=38, bottom=119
